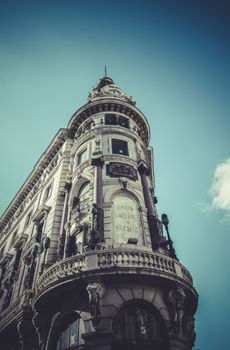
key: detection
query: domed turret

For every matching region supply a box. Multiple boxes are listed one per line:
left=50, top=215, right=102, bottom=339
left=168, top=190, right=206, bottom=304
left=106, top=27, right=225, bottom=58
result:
left=88, top=76, right=136, bottom=106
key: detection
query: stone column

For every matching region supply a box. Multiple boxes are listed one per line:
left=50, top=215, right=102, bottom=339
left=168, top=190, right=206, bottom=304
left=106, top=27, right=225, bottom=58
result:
left=17, top=306, right=37, bottom=350
left=57, top=180, right=71, bottom=260
left=33, top=309, right=52, bottom=350
left=138, top=162, right=163, bottom=249
left=91, top=154, right=104, bottom=243
left=63, top=222, right=71, bottom=259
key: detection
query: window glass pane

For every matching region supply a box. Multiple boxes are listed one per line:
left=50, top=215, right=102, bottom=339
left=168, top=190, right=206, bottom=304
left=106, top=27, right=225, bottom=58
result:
left=24, top=211, right=32, bottom=228
left=43, top=184, right=52, bottom=201
left=76, top=232, right=83, bottom=254
left=105, top=114, right=117, bottom=125
left=10, top=230, right=17, bottom=248
left=55, top=337, right=61, bottom=350
left=112, top=139, right=128, bottom=156
left=113, top=304, right=164, bottom=343
left=78, top=149, right=87, bottom=165
left=54, top=315, right=85, bottom=349
left=118, top=116, right=129, bottom=128
left=78, top=318, right=85, bottom=345
left=78, top=182, right=90, bottom=211
left=69, top=320, right=78, bottom=346
left=125, top=310, right=137, bottom=340
left=60, top=328, right=69, bottom=349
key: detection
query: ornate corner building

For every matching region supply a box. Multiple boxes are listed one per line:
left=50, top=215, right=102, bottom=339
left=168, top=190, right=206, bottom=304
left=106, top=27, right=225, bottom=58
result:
left=0, top=77, right=198, bottom=350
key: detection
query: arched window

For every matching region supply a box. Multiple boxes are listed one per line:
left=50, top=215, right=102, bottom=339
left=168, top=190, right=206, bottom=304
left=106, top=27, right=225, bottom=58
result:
left=54, top=314, right=85, bottom=350
left=72, top=182, right=90, bottom=213
left=112, top=301, right=169, bottom=350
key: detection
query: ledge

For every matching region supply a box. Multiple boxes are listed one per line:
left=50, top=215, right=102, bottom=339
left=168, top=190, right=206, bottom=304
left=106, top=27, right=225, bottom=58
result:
left=0, top=293, right=24, bottom=331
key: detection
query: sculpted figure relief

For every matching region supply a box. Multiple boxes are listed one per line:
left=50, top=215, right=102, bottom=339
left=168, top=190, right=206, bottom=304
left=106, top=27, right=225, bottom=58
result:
left=186, top=316, right=196, bottom=346
left=167, top=286, right=186, bottom=334
left=87, top=281, right=105, bottom=324
left=136, top=308, right=149, bottom=337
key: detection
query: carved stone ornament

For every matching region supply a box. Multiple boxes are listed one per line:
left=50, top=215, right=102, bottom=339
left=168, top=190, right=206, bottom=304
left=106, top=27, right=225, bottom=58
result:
left=91, top=155, right=104, bottom=167
left=136, top=308, right=149, bottom=337
left=87, top=281, right=105, bottom=324
left=24, top=288, right=34, bottom=306
left=120, top=177, right=128, bottom=189
left=167, top=287, right=186, bottom=334
left=185, top=316, right=196, bottom=346
left=106, top=162, right=137, bottom=181
left=88, top=82, right=136, bottom=106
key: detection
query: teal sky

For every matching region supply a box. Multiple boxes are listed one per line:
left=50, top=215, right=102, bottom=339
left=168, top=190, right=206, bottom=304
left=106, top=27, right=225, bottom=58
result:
left=1, top=1, right=230, bottom=348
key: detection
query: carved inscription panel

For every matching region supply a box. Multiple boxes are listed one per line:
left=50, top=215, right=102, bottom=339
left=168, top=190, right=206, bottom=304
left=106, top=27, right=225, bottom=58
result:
left=113, top=196, right=141, bottom=244
left=106, top=162, right=137, bottom=181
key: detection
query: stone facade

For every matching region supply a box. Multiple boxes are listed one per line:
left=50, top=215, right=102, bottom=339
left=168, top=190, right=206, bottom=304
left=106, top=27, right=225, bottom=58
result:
left=0, top=77, right=198, bottom=350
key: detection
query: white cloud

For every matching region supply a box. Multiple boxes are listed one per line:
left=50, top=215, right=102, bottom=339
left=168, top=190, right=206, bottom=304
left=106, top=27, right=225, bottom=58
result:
left=209, top=158, right=230, bottom=212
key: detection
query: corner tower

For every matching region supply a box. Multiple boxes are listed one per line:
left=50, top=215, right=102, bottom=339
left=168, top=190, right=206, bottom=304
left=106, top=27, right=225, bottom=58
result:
left=0, top=77, right=198, bottom=350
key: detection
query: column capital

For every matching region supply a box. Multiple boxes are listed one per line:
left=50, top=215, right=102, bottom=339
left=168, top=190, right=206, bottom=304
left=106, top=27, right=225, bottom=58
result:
left=91, top=155, right=104, bottom=167
left=138, top=162, right=150, bottom=176
left=64, top=181, right=72, bottom=192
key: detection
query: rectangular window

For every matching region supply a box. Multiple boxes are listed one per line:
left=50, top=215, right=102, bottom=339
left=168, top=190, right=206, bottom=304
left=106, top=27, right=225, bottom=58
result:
left=78, top=148, right=87, bottom=165
left=24, top=211, right=32, bottom=228
left=43, top=183, right=52, bottom=202
left=10, top=230, right=18, bottom=248
left=118, top=116, right=129, bottom=129
left=112, top=139, right=129, bottom=156
left=105, top=114, right=117, bottom=125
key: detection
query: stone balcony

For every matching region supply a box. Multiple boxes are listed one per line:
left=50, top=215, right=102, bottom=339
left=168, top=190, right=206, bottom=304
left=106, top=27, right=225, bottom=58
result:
left=0, top=248, right=195, bottom=332
left=36, top=248, right=194, bottom=298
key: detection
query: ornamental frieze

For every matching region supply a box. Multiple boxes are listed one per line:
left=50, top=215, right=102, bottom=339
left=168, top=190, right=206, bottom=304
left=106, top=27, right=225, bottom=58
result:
left=106, top=162, right=137, bottom=181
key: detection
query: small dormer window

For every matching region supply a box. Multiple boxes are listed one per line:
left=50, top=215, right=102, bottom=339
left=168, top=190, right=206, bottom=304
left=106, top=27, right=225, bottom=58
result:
left=112, top=139, right=129, bottom=156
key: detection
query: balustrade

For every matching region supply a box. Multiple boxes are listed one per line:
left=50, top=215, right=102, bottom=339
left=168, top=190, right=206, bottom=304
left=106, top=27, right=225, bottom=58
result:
left=0, top=248, right=193, bottom=332
left=36, top=248, right=192, bottom=296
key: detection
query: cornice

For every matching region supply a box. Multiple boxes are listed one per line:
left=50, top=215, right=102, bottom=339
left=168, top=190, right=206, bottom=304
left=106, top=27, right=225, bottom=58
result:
left=67, top=99, right=150, bottom=145
left=0, top=129, right=70, bottom=234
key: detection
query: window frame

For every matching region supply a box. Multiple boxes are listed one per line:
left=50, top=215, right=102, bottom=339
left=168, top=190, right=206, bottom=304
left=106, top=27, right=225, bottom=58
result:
left=105, top=114, right=130, bottom=129
left=53, top=313, right=85, bottom=350
left=111, top=139, right=129, bottom=156
left=24, top=210, right=32, bottom=229
left=77, top=147, right=88, bottom=166
left=43, top=182, right=52, bottom=202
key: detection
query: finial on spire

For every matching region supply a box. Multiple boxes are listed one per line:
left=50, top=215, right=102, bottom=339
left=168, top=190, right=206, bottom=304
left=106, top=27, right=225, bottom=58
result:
left=104, top=66, right=107, bottom=77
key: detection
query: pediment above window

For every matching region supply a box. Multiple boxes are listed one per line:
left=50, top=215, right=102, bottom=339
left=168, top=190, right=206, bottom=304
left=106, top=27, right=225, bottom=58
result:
left=32, top=204, right=51, bottom=223
left=0, top=253, right=13, bottom=266
left=13, top=232, right=28, bottom=250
